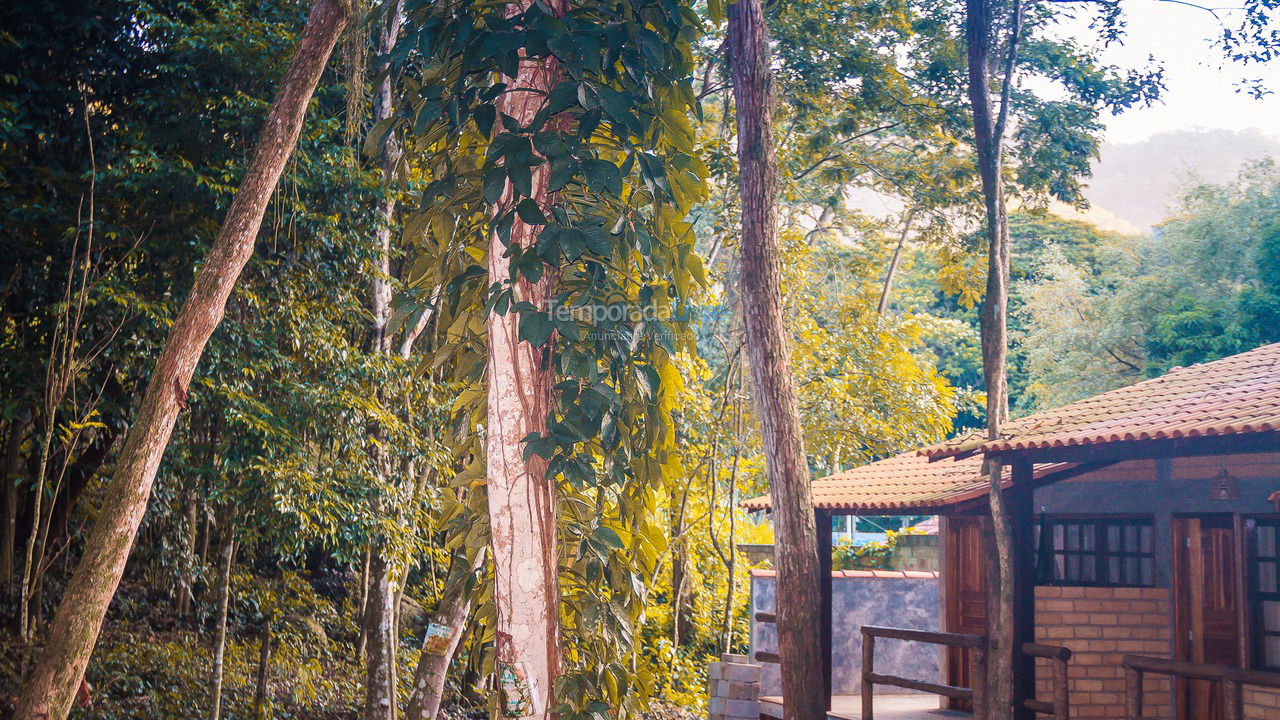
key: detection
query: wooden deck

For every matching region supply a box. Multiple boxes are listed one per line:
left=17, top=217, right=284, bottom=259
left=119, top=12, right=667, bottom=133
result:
left=759, top=695, right=972, bottom=720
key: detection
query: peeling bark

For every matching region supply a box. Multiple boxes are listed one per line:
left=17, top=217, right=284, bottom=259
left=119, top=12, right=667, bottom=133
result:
left=728, top=2, right=825, bottom=719
left=11, top=3, right=351, bottom=717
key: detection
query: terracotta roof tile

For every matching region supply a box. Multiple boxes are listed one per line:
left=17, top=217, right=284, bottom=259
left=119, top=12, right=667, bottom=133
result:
left=922, top=342, right=1280, bottom=459
left=740, top=451, right=1070, bottom=512
left=743, top=343, right=1280, bottom=513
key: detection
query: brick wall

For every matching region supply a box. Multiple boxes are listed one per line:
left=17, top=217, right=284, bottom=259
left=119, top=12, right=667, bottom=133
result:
left=1245, top=686, right=1280, bottom=719
left=1034, top=586, right=1172, bottom=720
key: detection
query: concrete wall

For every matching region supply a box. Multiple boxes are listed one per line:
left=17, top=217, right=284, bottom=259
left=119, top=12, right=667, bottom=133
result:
left=750, top=570, right=940, bottom=696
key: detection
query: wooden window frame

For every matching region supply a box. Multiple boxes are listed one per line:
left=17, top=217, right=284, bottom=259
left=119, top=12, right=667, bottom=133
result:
left=1035, top=514, right=1157, bottom=588
left=1246, top=516, right=1280, bottom=672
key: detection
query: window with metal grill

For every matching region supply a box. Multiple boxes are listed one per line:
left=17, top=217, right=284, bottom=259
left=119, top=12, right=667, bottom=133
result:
left=1249, top=517, right=1280, bottom=671
left=1035, top=515, right=1156, bottom=587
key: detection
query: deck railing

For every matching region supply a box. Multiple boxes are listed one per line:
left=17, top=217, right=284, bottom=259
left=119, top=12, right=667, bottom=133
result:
left=1123, top=654, right=1280, bottom=720
left=860, top=625, right=986, bottom=720
left=1022, top=642, right=1072, bottom=719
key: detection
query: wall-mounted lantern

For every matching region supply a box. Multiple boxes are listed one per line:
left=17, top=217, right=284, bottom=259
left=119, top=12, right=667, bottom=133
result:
left=1207, top=469, right=1240, bottom=501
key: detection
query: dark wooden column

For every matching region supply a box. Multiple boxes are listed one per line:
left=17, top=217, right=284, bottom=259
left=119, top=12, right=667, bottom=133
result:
left=816, top=509, right=834, bottom=710
left=1009, top=458, right=1037, bottom=720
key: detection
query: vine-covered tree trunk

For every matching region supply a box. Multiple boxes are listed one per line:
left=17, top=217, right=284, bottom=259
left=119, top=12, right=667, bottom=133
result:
left=728, top=1, right=826, bottom=719
left=965, top=0, right=1023, bottom=716
left=210, top=537, right=236, bottom=720
left=11, top=3, right=350, bottom=717
left=485, top=2, right=566, bottom=716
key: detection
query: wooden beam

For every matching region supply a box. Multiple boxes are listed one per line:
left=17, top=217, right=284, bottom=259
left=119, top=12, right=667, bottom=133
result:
left=989, top=432, right=1280, bottom=466
left=816, top=508, right=834, bottom=711
left=1009, top=459, right=1037, bottom=720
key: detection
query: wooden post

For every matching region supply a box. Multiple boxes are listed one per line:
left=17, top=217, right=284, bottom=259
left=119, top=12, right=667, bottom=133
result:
left=1052, top=649, right=1069, bottom=719
left=1224, top=676, right=1242, bottom=720
left=862, top=631, right=875, bottom=720
left=817, top=509, right=834, bottom=711
left=971, top=640, right=987, bottom=719
left=1124, top=665, right=1142, bottom=719
left=1009, top=459, right=1036, bottom=720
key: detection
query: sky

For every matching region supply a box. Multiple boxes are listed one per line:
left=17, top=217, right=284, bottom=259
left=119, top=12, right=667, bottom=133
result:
left=1059, top=0, right=1280, bottom=144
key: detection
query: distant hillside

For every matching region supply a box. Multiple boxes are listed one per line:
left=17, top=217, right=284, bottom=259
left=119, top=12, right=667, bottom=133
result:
left=1083, top=128, right=1280, bottom=230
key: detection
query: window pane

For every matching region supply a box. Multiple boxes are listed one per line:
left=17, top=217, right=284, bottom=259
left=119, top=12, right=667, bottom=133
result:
left=1067, top=525, right=1080, bottom=551
left=1261, top=561, right=1278, bottom=594
left=1267, top=635, right=1280, bottom=668
left=1141, top=558, right=1155, bottom=587
left=1141, top=525, right=1153, bottom=554
left=1107, top=525, right=1120, bottom=551
left=1265, top=601, right=1280, bottom=633
left=1262, top=526, right=1277, bottom=558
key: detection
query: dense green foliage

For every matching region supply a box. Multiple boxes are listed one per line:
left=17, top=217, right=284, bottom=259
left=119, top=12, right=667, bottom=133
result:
left=0, top=0, right=1275, bottom=717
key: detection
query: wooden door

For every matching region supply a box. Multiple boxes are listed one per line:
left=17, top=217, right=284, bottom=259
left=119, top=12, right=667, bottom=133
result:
left=944, top=516, right=989, bottom=711
left=1174, top=517, right=1242, bottom=720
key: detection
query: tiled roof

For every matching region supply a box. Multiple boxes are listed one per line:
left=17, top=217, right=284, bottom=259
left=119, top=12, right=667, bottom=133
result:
left=742, top=343, right=1280, bottom=513
left=740, top=450, right=1070, bottom=512
left=749, top=568, right=939, bottom=579
left=922, top=342, right=1280, bottom=460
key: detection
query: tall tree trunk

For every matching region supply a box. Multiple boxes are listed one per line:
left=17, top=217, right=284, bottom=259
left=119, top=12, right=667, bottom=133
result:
left=965, top=0, right=1023, bottom=717
left=12, top=3, right=350, bottom=717
left=405, top=556, right=478, bottom=720
left=210, top=537, right=236, bottom=720
left=178, top=489, right=199, bottom=617
left=2, top=419, right=28, bottom=589
left=728, top=2, right=825, bottom=719
left=485, top=3, right=566, bottom=717
left=362, top=3, right=405, bottom=718
left=253, top=625, right=274, bottom=719
left=363, top=552, right=397, bottom=720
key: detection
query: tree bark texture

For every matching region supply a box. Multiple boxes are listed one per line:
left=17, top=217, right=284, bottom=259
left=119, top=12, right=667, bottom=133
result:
left=11, top=3, right=350, bottom=717
left=2, top=419, right=28, bottom=588
left=485, top=2, right=567, bottom=716
left=363, top=4, right=405, bottom=719
left=405, top=558, right=477, bottom=719
left=364, top=552, right=398, bottom=720
left=210, top=538, right=236, bottom=720
left=965, top=0, right=1022, bottom=716
left=728, top=2, right=826, bottom=719
left=253, top=626, right=274, bottom=719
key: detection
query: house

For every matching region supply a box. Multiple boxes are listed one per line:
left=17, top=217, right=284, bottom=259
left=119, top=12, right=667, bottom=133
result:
left=744, top=342, right=1280, bottom=719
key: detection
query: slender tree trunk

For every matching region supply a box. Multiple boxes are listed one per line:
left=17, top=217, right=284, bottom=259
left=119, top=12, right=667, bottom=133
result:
left=178, top=489, right=199, bottom=617
left=362, top=3, right=405, bottom=718
left=405, top=556, right=478, bottom=720
left=2, top=419, right=28, bottom=589
left=253, top=625, right=274, bottom=719
left=728, top=2, right=825, bottom=719
left=876, top=209, right=916, bottom=315
left=12, top=4, right=350, bottom=717
left=210, top=538, right=236, bottom=720
left=965, top=0, right=1023, bottom=716
left=485, top=3, right=567, bottom=716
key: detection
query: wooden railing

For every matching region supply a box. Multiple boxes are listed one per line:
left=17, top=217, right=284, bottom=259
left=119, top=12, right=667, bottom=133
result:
left=1022, top=642, right=1072, bottom=719
left=860, top=626, right=987, bottom=720
left=1124, top=654, right=1280, bottom=720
